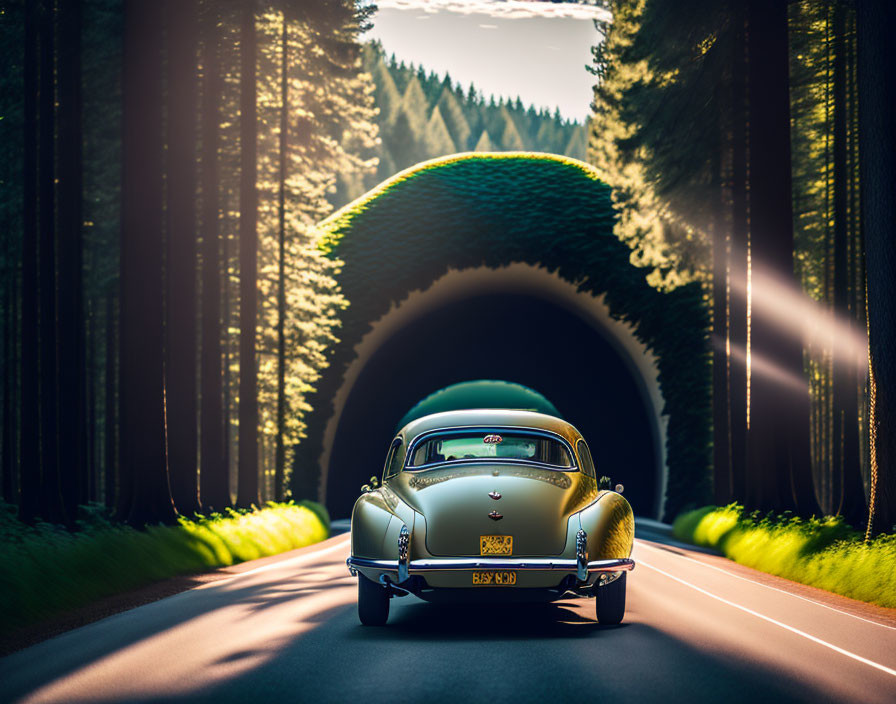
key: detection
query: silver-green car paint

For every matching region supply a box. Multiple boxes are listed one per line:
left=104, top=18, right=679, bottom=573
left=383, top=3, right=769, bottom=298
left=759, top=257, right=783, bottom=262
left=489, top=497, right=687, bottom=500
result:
left=349, top=409, right=635, bottom=594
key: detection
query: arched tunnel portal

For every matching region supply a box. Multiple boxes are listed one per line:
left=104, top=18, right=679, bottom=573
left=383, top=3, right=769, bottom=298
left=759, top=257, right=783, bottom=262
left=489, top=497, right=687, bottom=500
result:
left=295, top=154, right=710, bottom=522
left=322, top=265, right=665, bottom=519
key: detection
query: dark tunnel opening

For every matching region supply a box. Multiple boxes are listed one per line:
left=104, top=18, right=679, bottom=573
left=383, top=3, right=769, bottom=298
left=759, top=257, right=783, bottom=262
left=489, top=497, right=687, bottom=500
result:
left=325, top=292, right=660, bottom=519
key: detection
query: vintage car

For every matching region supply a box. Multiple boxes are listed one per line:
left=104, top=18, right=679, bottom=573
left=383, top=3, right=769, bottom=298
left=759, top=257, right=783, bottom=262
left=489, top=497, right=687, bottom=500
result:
left=346, top=409, right=635, bottom=626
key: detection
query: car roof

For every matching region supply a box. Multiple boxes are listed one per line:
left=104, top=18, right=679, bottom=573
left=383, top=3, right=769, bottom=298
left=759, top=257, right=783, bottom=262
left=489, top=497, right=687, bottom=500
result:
left=397, top=409, right=584, bottom=446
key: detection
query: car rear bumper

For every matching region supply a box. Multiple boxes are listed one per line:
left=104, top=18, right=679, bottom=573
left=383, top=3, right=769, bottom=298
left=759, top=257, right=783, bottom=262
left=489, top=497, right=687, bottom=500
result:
left=346, top=556, right=635, bottom=573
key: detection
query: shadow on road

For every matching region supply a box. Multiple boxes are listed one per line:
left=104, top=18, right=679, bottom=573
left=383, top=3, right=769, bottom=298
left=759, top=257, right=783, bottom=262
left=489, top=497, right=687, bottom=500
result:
left=351, top=599, right=618, bottom=641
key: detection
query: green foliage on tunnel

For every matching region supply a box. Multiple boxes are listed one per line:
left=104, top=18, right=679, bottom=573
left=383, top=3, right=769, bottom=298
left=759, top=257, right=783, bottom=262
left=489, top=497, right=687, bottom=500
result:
left=395, top=380, right=563, bottom=432
left=299, top=153, right=710, bottom=520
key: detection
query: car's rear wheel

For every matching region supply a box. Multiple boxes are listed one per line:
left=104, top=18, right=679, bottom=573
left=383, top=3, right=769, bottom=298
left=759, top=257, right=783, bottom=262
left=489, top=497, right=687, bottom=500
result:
left=358, top=574, right=390, bottom=626
left=595, top=572, right=626, bottom=624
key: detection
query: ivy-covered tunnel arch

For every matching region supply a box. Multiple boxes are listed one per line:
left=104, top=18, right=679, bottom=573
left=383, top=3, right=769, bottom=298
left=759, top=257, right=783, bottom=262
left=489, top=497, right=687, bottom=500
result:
left=293, top=153, right=710, bottom=520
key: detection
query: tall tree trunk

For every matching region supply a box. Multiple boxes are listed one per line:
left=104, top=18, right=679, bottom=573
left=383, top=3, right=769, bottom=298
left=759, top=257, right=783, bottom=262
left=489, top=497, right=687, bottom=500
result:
left=2, top=91, right=16, bottom=502
left=85, top=303, right=96, bottom=503
left=745, top=0, right=818, bottom=515
left=2, top=215, right=13, bottom=503
left=38, top=0, right=63, bottom=524
left=199, top=0, right=230, bottom=511
left=728, top=1, right=749, bottom=505
left=57, top=0, right=84, bottom=525
left=223, top=227, right=233, bottom=497
left=19, top=0, right=41, bottom=522
left=104, top=292, right=117, bottom=509
left=275, top=12, right=288, bottom=503
left=165, top=0, right=200, bottom=516
left=237, top=0, right=260, bottom=509
left=830, top=1, right=865, bottom=527
left=711, top=142, right=730, bottom=505
left=856, top=0, right=896, bottom=536
left=847, top=8, right=868, bottom=514
left=120, top=0, right=176, bottom=526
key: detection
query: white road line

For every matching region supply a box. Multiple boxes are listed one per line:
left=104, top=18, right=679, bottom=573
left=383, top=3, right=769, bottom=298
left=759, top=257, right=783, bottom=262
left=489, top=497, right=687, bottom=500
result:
left=197, top=534, right=351, bottom=588
left=638, top=558, right=896, bottom=679
left=635, top=540, right=896, bottom=632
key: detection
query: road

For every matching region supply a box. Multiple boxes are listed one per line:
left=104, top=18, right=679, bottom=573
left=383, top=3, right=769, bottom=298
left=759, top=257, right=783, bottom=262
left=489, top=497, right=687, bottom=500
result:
left=2, top=523, right=895, bottom=704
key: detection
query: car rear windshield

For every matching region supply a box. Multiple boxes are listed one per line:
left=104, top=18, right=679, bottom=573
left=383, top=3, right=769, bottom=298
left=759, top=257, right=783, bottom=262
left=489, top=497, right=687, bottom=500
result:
left=408, top=431, right=574, bottom=469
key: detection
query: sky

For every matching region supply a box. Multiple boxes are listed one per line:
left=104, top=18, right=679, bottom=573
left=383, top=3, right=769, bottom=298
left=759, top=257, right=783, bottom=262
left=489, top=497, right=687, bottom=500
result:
left=366, top=1, right=610, bottom=122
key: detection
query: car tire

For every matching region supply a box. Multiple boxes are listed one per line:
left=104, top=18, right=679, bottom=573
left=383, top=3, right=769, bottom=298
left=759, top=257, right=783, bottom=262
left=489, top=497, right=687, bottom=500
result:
left=358, top=574, right=390, bottom=626
left=595, top=572, right=626, bottom=624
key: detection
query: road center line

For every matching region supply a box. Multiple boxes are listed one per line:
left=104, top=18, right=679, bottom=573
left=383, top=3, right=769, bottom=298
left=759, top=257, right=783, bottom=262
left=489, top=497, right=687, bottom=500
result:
left=635, top=540, right=896, bottom=631
left=638, top=558, right=896, bottom=679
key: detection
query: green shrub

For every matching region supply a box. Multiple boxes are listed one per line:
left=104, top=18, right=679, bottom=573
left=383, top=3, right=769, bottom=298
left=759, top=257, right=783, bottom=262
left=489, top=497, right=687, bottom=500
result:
left=0, top=501, right=329, bottom=636
left=673, top=504, right=896, bottom=608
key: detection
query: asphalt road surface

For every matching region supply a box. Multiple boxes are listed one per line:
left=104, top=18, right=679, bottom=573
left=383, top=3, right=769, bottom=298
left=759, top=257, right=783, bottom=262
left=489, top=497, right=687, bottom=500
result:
left=2, top=523, right=896, bottom=704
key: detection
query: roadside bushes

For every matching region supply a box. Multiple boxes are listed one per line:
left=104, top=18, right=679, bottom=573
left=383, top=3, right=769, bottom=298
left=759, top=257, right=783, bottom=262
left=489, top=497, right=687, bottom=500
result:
left=673, top=504, right=896, bottom=608
left=0, top=501, right=329, bottom=636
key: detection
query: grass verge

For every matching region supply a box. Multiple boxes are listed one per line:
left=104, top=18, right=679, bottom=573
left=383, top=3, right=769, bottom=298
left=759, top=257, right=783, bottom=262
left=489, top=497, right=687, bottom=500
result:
left=0, top=501, right=329, bottom=637
left=672, top=504, right=896, bottom=608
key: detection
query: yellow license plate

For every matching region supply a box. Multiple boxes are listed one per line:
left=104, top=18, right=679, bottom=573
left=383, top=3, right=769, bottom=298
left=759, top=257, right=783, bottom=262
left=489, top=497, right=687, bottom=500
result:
left=480, top=535, right=513, bottom=556
left=472, top=571, right=517, bottom=586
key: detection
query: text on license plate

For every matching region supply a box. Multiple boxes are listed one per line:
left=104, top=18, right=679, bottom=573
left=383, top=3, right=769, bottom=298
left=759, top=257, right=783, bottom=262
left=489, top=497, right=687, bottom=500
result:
left=480, top=535, right=513, bottom=555
left=472, top=570, right=517, bottom=586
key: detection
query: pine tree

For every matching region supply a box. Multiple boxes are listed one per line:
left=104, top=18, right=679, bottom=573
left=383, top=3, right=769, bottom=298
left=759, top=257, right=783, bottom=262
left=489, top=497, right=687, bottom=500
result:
left=57, top=0, right=85, bottom=523
left=253, top=3, right=374, bottom=500
left=473, top=129, right=494, bottom=152
left=395, top=74, right=428, bottom=136
left=857, top=0, right=896, bottom=535
left=19, top=0, right=40, bottom=522
left=499, top=110, right=525, bottom=151
left=534, top=118, right=558, bottom=153
left=372, top=58, right=401, bottom=122
left=385, top=106, right=422, bottom=170
left=237, top=0, right=260, bottom=509
left=436, top=86, right=472, bottom=151
left=37, top=0, right=62, bottom=524
left=424, top=106, right=456, bottom=156
left=164, top=0, right=200, bottom=515
left=564, top=125, right=588, bottom=160
left=120, top=0, right=176, bottom=526
left=199, top=0, right=230, bottom=511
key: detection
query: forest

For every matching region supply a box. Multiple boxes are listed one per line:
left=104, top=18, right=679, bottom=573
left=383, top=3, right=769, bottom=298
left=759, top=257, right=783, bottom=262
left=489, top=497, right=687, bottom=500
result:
left=0, top=0, right=894, bottom=543
left=0, top=0, right=378, bottom=527
left=0, top=0, right=592, bottom=529
left=590, top=0, right=894, bottom=536
left=350, top=41, right=588, bottom=198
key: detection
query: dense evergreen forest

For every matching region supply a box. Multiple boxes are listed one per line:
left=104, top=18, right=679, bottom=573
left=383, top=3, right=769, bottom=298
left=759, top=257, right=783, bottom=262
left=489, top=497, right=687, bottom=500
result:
left=0, top=0, right=893, bottom=540
left=334, top=42, right=589, bottom=201
left=0, top=0, right=591, bottom=528
left=589, top=0, right=895, bottom=535
left=0, top=0, right=377, bottom=526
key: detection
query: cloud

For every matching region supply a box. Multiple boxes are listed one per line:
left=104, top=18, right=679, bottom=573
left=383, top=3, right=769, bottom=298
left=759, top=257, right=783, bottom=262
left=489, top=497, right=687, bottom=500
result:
left=374, top=1, right=610, bottom=22
left=479, top=23, right=499, bottom=29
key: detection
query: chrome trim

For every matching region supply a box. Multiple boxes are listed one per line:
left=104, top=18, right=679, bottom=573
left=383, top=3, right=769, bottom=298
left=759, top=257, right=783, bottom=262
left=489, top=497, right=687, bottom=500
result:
left=575, top=529, right=588, bottom=581
left=397, top=524, right=410, bottom=583
left=347, top=556, right=635, bottom=574
left=379, top=574, right=414, bottom=595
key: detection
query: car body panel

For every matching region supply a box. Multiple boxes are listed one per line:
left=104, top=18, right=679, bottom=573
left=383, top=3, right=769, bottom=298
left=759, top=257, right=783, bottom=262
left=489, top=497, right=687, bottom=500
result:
left=348, top=409, right=635, bottom=602
left=389, top=463, right=597, bottom=556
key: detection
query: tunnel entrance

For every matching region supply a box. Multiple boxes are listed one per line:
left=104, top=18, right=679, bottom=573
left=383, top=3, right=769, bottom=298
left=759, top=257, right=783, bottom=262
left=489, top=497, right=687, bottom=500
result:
left=299, top=154, right=711, bottom=522
left=325, top=291, right=659, bottom=519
